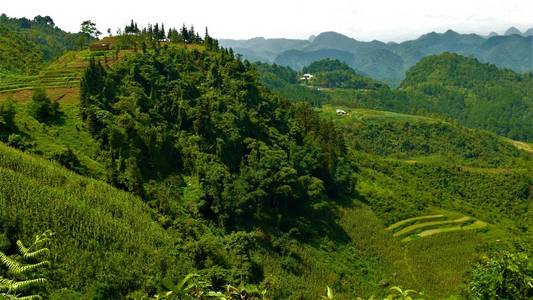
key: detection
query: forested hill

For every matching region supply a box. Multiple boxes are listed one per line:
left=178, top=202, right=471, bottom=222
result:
left=220, top=30, right=533, bottom=85
left=400, top=53, right=533, bottom=141
left=0, top=14, right=81, bottom=74
left=79, top=38, right=353, bottom=230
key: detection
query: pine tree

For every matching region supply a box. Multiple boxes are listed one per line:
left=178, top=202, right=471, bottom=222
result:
left=181, top=24, right=189, bottom=43
left=160, top=23, right=166, bottom=40
left=153, top=23, right=160, bottom=41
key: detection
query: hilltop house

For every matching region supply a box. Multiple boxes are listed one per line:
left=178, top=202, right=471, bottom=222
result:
left=336, top=109, right=347, bottom=116
left=300, top=73, right=314, bottom=81
left=89, top=42, right=111, bottom=51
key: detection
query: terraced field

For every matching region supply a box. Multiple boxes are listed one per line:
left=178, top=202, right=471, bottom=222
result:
left=386, top=213, right=488, bottom=242
left=0, top=50, right=121, bottom=94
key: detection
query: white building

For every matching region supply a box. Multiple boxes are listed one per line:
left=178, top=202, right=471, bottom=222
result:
left=336, top=109, right=347, bottom=116
left=300, top=73, right=314, bottom=81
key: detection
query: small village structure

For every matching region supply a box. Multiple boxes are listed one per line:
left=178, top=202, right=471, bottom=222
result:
left=300, top=73, right=314, bottom=81
left=336, top=109, right=347, bottom=116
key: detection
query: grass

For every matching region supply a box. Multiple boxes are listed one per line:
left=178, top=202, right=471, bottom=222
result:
left=0, top=98, right=104, bottom=177
left=256, top=202, right=499, bottom=299
left=403, top=231, right=484, bottom=297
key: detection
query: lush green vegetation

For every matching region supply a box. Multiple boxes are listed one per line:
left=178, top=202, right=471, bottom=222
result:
left=302, top=59, right=383, bottom=90
left=0, top=16, right=532, bottom=299
left=400, top=53, right=533, bottom=141
left=0, top=15, right=82, bottom=74
left=270, top=53, right=533, bottom=142
left=254, top=62, right=330, bottom=106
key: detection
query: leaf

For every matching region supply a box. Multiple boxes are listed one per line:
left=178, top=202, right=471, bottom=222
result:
left=16, top=241, right=50, bottom=260
left=176, top=273, right=199, bottom=292
left=326, top=286, right=334, bottom=299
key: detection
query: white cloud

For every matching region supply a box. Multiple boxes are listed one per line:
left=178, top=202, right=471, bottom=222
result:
left=2, top=0, right=533, bottom=41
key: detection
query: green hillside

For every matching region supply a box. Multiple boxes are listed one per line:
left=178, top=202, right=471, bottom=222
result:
left=400, top=53, right=533, bottom=141
left=0, top=14, right=83, bottom=74
left=288, top=53, right=533, bottom=142
left=0, top=141, right=183, bottom=298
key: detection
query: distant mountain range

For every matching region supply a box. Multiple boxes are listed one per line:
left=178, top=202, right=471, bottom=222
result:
left=220, top=27, right=533, bottom=85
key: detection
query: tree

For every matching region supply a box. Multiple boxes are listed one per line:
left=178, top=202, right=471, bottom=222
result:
left=29, top=89, right=61, bottom=124
left=160, top=23, right=166, bottom=40
left=0, top=97, right=16, bottom=140
left=80, top=20, right=101, bottom=39
left=32, top=15, right=55, bottom=27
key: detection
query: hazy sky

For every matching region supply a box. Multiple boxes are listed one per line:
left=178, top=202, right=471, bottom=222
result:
left=3, top=0, right=533, bottom=41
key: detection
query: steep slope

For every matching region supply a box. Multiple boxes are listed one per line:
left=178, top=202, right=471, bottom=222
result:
left=0, top=142, right=180, bottom=297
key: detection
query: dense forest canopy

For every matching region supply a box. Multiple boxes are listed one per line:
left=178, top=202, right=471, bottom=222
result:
left=79, top=32, right=353, bottom=230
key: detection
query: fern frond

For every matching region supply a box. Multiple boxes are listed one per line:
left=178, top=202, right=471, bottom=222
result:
left=32, top=231, right=54, bottom=249
left=8, top=278, right=47, bottom=293
left=11, top=295, right=43, bottom=300
left=0, top=253, right=50, bottom=275
left=0, top=277, right=16, bottom=290
left=16, top=241, right=49, bottom=260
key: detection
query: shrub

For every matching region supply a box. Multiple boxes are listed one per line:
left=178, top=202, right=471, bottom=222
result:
left=0, top=98, right=16, bottom=140
left=29, top=89, right=61, bottom=124
left=49, top=147, right=86, bottom=175
left=468, top=251, right=533, bottom=299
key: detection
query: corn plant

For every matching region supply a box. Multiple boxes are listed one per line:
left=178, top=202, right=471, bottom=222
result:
left=0, top=230, right=54, bottom=300
left=214, top=283, right=269, bottom=300
left=321, top=286, right=335, bottom=299
left=384, top=286, right=423, bottom=300
left=155, top=273, right=212, bottom=300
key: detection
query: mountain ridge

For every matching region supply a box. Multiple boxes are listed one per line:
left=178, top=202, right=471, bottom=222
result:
left=220, top=29, right=533, bottom=85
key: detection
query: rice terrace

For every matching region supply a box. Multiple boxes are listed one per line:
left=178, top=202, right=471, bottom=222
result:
left=386, top=213, right=488, bottom=242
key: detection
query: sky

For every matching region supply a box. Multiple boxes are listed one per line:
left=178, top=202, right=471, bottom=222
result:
left=2, top=0, right=533, bottom=42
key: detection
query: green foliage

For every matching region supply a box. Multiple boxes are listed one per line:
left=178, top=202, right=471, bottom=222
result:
left=254, top=62, right=330, bottom=106
left=468, top=251, right=533, bottom=299
left=384, top=286, right=424, bottom=300
left=80, top=20, right=100, bottom=39
left=302, top=59, right=384, bottom=89
left=48, top=147, right=87, bottom=175
left=0, top=98, right=17, bottom=140
left=28, top=89, right=61, bottom=124
left=155, top=273, right=211, bottom=300
left=0, top=142, right=183, bottom=297
left=79, top=44, right=351, bottom=229
left=399, top=53, right=533, bottom=141
left=0, top=230, right=54, bottom=299
left=0, top=14, right=82, bottom=74
left=303, top=58, right=355, bottom=74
